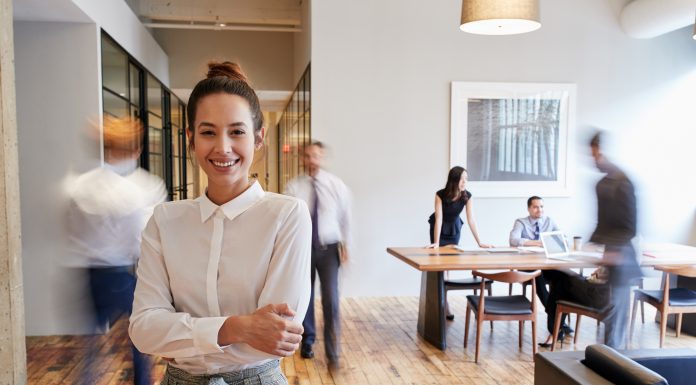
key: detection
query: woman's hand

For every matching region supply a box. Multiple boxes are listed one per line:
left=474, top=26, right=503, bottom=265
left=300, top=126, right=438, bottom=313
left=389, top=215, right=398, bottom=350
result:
left=478, top=243, right=494, bottom=248
left=218, top=303, right=304, bottom=357
left=426, top=243, right=439, bottom=249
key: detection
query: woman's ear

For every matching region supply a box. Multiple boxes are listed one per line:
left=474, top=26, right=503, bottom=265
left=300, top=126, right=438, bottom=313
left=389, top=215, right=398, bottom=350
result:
left=255, top=127, right=266, bottom=150
left=186, top=127, right=194, bottom=149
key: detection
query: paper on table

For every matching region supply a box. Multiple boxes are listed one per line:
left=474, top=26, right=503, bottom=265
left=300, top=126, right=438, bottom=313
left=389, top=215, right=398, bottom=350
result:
left=518, top=246, right=545, bottom=253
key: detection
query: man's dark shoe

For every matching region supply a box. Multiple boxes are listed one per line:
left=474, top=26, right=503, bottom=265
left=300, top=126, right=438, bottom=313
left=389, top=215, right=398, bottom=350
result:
left=561, top=324, right=574, bottom=335
left=300, top=344, right=314, bottom=359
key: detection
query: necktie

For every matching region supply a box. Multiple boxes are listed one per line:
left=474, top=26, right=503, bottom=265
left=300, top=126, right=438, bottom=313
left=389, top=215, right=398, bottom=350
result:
left=311, top=178, right=320, bottom=248
left=534, top=222, right=540, bottom=240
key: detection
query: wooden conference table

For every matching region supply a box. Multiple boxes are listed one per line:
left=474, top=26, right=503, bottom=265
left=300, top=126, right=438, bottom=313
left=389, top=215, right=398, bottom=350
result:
left=387, top=243, right=696, bottom=350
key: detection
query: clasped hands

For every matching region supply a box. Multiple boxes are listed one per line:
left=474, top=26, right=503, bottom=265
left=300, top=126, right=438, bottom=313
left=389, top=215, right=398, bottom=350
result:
left=217, top=303, right=304, bottom=357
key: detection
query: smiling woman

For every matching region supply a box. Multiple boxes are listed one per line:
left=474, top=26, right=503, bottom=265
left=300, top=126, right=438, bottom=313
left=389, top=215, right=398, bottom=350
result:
left=129, top=62, right=312, bottom=385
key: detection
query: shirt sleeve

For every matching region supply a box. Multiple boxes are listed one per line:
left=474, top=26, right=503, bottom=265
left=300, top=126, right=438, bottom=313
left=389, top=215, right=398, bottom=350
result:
left=616, top=179, right=637, bottom=243
left=549, top=217, right=560, bottom=232
left=283, top=179, right=296, bottom=197
left=129, top=207, right=228, bottom=358
left=257, top=199, right=312, bottom=323
left=338, top=180, right=353, bottom=254
left=509, top=219, right=528, bottom=247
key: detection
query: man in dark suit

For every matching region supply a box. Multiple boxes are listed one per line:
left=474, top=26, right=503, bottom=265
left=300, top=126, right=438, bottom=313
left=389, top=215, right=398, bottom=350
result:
left=588, top=131, right=641, bottom=348
left=542, top=131, right=641, bottom=349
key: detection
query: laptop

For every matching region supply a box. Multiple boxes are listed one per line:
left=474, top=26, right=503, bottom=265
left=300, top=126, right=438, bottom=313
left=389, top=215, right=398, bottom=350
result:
left=540, top=231, right=603, bottom=261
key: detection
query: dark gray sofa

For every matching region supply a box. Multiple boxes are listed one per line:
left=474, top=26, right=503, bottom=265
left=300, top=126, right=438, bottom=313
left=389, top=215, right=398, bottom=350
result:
left=535, top=344, right=696, bottom=385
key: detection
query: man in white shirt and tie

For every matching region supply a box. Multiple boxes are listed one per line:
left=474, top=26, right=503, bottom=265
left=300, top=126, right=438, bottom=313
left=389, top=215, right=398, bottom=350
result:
left=509, top=196, right=574, bottom=341
left=284, top=141, right=352, bottom=370
left=509, top=196, right=559, bottom=248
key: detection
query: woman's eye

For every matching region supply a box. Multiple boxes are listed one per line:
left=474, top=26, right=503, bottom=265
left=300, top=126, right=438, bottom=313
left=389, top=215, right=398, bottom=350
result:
left=230, top=129, right=246, bottom=136
left=199, top=130, right=214, bottom=136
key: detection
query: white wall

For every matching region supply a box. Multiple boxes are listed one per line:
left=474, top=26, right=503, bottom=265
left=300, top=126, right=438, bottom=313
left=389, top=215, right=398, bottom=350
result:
left=312, top=0, right=696, bottom=296
left=15, top=21, right=102, bottom=335
left=72, top=0, right=169, bottom=85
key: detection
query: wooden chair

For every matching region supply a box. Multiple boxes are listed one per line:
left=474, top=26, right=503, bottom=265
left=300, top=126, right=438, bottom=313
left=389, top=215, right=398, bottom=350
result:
left=630, top=265, right=696, bottom=347
left=446, top=276, right=492, bottom=298
left=551, top=300, right=607, bottom=351
left=464, top=270, right=540, bottom=363
left=446, top=276, right=494, bottom=326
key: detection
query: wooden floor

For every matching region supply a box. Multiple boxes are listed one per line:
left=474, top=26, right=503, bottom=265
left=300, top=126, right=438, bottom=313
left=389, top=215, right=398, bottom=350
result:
left=27, top=295, right=696, bottom=385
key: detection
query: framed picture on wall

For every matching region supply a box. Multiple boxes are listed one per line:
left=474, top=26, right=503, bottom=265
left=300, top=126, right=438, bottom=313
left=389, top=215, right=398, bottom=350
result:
left=450, top=82, right=576, bottom=197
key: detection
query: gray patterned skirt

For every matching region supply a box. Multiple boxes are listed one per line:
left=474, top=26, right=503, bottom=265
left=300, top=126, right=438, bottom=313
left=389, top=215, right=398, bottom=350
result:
left=161, top=360, right=286, bottom=385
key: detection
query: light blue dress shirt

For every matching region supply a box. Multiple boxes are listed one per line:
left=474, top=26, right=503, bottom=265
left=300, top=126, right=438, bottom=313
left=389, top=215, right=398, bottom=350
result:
left=509, top=216, right=559, bottom=246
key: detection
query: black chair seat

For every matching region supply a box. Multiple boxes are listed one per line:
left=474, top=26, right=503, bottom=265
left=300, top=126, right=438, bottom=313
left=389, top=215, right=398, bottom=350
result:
left=556, top=300, right=607, bottom=314
left=467, top=295, right=532, bottom=315
left=636, top=288, right=696, bottom=307
left=445, top=277, right=492, bottom=288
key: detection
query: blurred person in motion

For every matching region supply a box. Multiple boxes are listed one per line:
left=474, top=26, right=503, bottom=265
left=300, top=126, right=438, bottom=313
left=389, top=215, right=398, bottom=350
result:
left=67, top=116, right=166, bottom=384
left=586, top=130, right=641, bottom=348
left=541, top=131, right=641, bottom=349
left=284, top=141, right=352, bottom=370
left=129, top=62, right=311, bottom=385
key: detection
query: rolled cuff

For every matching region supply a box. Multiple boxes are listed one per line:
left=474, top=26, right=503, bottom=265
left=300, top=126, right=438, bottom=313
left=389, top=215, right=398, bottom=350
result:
left=192, top=316, right=229, bottom=355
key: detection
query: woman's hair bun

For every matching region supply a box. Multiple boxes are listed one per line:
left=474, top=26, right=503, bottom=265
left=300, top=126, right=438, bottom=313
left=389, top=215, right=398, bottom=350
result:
left=206, top=61, right=248, bottom=83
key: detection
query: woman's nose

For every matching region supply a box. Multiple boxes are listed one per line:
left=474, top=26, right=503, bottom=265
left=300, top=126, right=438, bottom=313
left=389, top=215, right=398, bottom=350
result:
left=214, top=135, right=231, bottom=153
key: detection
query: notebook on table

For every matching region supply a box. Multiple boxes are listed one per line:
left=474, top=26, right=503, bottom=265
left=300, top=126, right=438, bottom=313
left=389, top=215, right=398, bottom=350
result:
left=540, top=231, right=603, bottom=261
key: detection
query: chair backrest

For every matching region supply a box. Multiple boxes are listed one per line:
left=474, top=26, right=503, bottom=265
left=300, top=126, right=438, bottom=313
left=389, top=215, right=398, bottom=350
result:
left=656, top=265, right=696, bottom=279
left=473, top=270, right=540, bottom=284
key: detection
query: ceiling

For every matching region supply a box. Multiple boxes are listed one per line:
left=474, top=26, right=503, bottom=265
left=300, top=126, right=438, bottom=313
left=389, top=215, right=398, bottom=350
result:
left=124, top=0, right=303, bottom=32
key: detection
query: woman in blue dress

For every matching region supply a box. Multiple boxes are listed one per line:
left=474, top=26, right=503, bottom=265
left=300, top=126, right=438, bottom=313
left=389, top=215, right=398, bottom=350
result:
left=428, top=166, right=492, bottom=319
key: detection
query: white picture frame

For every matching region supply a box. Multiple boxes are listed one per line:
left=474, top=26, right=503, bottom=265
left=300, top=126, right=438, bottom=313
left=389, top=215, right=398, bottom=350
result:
left=450, top=82, right=576, bottom=198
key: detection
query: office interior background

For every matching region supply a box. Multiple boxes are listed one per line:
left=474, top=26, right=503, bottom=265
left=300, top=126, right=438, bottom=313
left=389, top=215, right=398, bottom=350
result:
left=1, top=0, right=695, bottom=383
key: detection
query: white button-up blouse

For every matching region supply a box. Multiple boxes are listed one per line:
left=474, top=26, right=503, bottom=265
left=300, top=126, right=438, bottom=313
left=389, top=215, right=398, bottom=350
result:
left=129, top=182, right=312, bottom=374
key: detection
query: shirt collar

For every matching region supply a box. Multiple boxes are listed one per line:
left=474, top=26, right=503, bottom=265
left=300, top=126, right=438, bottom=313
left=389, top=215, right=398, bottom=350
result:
left=312, top=169, right=326, bottom=183
left=196, top=181, right=265, bottom=223
left=528, top=216, right=543, bottom=225
left=104, top=158, right=138, bottom=176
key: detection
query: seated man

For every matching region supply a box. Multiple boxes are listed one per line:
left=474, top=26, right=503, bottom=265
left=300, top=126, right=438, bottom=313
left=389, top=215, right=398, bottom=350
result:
left=509, top=196, right=573, bottom=340
left=509, top=195, right=558, bottom=248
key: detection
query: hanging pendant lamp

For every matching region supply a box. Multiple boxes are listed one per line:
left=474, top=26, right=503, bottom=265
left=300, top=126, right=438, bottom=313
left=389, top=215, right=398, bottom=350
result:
left=460, top=0, right=541, bottom=35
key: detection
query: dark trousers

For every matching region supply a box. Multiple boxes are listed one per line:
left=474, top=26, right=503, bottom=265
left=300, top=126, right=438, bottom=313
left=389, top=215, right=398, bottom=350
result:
left=544, top=247, right=638, bottom=348
left=85, top=267, right=150, bottom=385
left=302, top=243, right=341, bottom=362
left=544, top=269, right=584, bottom=334
left=521, top=270, right=553, bottom=306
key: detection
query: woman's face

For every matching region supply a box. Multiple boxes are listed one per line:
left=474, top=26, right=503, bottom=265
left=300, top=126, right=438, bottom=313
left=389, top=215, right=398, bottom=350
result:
left=458, top=171, right=468, bottom=191
left=188, top=93, right=261, bottom=192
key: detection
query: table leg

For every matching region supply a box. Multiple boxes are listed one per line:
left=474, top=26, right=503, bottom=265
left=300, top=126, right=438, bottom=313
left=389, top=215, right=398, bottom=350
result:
left=417, top=271, right=446, bottom=350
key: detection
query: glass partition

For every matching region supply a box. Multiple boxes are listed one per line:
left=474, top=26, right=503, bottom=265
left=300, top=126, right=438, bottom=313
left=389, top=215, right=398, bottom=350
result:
left=100, top=32, right=191, bottom=200
left=278, top=64, right=311, bottom=192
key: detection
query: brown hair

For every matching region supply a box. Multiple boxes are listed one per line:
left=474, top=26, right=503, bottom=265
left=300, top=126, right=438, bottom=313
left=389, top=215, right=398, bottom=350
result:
left=187, top=61, right=264, bottom=152
left=590, top=131, right=602, bottom=148
left=103, top=116, right=143, bottom=152
left=443, top=166, right=467, bottom=202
